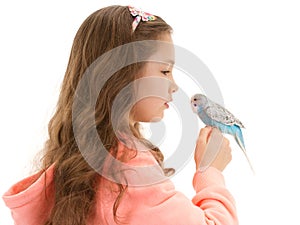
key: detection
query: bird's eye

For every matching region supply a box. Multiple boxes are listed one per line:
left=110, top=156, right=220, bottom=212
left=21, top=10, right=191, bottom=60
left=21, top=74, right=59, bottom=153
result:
left=193, top=104, right=197, bottom=107
left=193, top=98, right=197, bottom=101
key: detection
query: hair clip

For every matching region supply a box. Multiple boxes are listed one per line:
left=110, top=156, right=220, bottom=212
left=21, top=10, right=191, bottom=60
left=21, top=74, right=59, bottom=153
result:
left=128, top=6, right=156, bottom=32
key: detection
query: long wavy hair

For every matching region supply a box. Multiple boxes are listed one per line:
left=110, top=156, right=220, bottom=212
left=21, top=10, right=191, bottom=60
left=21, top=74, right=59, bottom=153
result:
left=41, top=5, right=173, bottom=225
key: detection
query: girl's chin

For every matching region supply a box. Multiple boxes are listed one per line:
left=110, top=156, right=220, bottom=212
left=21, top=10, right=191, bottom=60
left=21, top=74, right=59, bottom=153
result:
left=143, top=114, right=164, bottom=123
left=149, top=116, right=163, bottom=122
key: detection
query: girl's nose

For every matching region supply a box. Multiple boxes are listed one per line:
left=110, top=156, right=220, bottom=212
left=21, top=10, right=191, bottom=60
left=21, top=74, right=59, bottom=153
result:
left=169, top=79, right=178, bottom=94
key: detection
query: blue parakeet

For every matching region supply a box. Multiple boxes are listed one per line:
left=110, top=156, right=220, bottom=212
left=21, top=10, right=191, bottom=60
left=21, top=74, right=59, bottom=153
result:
left=191, top=93, right=254, bottom=172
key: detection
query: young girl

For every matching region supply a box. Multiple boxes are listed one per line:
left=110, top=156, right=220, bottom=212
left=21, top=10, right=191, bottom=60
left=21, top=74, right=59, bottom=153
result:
left=2, top=5, right=238, bottom=225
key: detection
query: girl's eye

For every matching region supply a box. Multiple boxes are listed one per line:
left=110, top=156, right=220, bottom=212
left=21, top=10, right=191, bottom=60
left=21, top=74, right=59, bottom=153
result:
left=161, top=70, right=170, bottom=76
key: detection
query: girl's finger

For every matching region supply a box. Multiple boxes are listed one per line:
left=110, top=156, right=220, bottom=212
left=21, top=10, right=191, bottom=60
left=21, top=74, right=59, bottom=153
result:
left=197, top=126, right=213, bottom=144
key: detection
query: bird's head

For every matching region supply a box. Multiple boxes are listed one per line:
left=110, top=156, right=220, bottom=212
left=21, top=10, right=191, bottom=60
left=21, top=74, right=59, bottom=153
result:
left=190, top=94, right=207, bottom=113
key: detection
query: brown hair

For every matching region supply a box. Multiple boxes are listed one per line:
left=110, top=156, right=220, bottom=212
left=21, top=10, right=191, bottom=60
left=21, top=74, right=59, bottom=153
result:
left=42, top=5, right=173, bottom=225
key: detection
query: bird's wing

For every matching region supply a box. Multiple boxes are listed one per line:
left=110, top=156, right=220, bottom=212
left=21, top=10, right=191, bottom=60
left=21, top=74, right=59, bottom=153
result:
left=204, top=101, right=245, bottom=128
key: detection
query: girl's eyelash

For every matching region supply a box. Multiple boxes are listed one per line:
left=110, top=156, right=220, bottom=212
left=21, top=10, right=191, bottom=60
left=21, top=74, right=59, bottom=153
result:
left=161, top=70, right=170, bottom=75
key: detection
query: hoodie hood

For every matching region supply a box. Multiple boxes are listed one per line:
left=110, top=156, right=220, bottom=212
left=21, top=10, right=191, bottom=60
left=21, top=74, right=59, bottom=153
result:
left=2, top=165, right=55, bottom=225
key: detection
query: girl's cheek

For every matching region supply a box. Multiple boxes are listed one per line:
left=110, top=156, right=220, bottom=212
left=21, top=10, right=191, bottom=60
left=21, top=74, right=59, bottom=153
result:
left=135, top=77, right=170, bottom=102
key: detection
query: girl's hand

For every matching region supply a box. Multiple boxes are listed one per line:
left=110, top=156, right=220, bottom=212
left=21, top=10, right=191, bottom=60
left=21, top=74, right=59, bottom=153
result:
left=194, top=126, right=232, bottom=172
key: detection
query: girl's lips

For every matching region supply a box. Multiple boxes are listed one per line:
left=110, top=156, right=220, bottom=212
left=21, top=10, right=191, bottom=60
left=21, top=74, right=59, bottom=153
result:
left=164, top=102, right=169, bottom=108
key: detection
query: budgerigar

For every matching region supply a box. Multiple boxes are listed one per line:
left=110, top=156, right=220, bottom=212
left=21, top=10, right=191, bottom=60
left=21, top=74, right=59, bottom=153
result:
left=191, top=93, right=254, bottom=173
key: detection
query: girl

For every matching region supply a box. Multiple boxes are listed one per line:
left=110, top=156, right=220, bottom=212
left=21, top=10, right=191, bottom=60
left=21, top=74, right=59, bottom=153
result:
left=2, top=5, right=238, bottom=225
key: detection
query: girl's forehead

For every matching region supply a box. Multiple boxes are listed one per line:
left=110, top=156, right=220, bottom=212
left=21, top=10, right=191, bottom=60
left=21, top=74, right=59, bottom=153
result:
left=149, top=59, right=174, bottom=65
left=143, top=60, right=173, bottom=69
left=148, top=46, right=175, bottom=65
left=147, top=34, right=175, bottom=64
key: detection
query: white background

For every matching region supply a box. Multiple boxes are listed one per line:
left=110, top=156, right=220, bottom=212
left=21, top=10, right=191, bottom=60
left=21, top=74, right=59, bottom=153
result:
left=1, top=0, right=300, bottom=224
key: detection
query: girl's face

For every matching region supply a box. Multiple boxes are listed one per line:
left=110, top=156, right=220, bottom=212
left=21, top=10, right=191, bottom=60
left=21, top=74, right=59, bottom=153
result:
left=131, top=34, right=178, bottom=123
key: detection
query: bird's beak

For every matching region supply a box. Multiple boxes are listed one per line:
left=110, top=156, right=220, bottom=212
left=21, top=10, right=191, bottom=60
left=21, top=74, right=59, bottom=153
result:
left=190, top=96, right=195, bottom=103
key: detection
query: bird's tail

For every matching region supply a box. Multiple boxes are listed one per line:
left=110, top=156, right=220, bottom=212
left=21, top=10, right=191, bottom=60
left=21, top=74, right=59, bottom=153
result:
left=235, top=134, right=255, bottom=174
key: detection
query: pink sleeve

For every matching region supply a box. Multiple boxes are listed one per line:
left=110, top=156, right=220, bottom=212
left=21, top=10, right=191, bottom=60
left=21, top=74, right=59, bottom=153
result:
left=120, top=166, right=238, bottom=225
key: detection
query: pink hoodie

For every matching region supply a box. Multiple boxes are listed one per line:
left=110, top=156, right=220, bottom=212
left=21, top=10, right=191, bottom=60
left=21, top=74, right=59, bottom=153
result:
left=3, top=141, right=238, bottom=225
